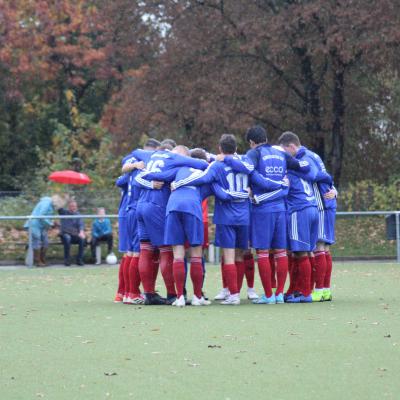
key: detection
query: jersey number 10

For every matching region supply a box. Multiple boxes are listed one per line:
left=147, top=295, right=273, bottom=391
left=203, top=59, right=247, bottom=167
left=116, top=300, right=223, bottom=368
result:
left=226, top=173, right=248, bottom=192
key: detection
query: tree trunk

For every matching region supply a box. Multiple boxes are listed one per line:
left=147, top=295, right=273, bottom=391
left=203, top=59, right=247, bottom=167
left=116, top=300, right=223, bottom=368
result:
left=330, top=52, right=346, bottom=187
left=296, top=47, right=325, bottom=160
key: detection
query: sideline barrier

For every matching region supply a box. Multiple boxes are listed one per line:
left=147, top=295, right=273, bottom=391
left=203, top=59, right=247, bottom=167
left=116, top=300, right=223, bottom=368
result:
left=0, top=211, right=399, bottom=266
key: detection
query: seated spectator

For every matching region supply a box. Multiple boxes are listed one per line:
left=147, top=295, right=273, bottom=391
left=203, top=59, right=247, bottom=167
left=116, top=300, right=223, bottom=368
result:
left=59, top=200, right=86, bottom=266
left=91, top=208, right=113, bottom=264
left=24, top=194, right=65, bottom=266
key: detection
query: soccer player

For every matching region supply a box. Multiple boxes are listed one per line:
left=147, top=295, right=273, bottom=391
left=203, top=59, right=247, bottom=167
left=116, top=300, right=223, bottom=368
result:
left=113, top=138, right=159, bottom=304
left=171, top=134, right=254, bottom=305
left=244, top=125, right=293, bottom=304
left=140, top=147, right=249, bottom=306
left=305, top=150, right=337, bottom=302
left=277, top=131, right=332, bottom=303
left=133, top=144, right=209, bottom=305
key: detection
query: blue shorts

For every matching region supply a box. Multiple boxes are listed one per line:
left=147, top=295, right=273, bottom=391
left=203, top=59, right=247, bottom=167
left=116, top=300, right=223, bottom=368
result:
left=164, top=211, right=204, bottom=246
left=118, top=214, right=129, bottom=253
left=288, top=207, right=318, bottom=252
left=126, top=208, right=140, bottom=253
left=215, top=224, right=249, bottom=250
left=136, top=202, right=166, bottom=247
left=318, top=208, right=336, bottom=245
left=250, top=210, right=287, bottom=250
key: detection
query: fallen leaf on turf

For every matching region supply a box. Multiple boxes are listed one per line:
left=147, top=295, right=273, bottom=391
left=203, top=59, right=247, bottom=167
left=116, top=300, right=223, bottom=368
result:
left=151, top=328, right=160, bottom=331
left=36, top=393, right=44, bottom=398
left=378, top=368, right=387, bottom=372
left=384, top=334, right=391, bottom=338
left=104, top=372, right=117, bottom=376
left=371, top=322, right=379, bottom=325
left=208, top=345, right=221, bottom=348
left=188, top=363, right=200, bottom=367
left=81, top=340, right=93, bottom=344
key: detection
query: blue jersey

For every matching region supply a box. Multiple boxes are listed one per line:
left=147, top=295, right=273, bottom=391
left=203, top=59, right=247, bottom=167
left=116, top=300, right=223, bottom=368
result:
left=306, top=149, right=337, bottom=211
left=141, top=165, right=250, bottom=221
left=134, top=150, right=208, bottom=208
left=173, top=156, right=252, bottom=226
left=115, top=174, right=129, bottom=217
left=246, top=144, right=289, bottom=212
left=286, top=147, right=319, bottom=214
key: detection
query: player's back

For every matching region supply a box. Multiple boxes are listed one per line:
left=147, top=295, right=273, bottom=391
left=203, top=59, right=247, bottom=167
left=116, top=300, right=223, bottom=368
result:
left=212, top=160, right=250, bottom=226
left=287, top=149, right=317, bottom=214
left=306, top=149, right=337, bottom=210
left=166, top=166, right=203, bottom=220
left=247, top=144, right=287, bottom=211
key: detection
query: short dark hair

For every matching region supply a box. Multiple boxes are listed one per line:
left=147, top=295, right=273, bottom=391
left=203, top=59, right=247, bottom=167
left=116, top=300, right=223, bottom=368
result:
left=245, top=125, right=267, bottom=144
left=160, top=138, right=177, bottom=150
left=144, top=138, right=161, bottom=149
left=219, top=134, right=237, bottom=154
left=278, top=131, right=301, bottom=147
left=190, top=148, right=207, bottom=161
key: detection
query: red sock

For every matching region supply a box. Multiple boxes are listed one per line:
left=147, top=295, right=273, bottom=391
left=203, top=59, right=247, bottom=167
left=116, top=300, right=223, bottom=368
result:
left=117, top=256, right=127, bottom=296
left=324, top=252, right=333, bottom=288
left=236, top=260, right=245, bottom=292
left=309, top=255, right=316, bottom=292
left=257, top=250, right=273, bottom=298
left=221, top=256, right=227, bottom=288
left=269, top=253, right=276, bottom=289
left=244, top=253, right=255, bottom=288
left=138, top=243, right=155, bottom=294
left=287, top=254, right=295, bottom=294
left=274, top=251, right=288, bottom=295
left=314, top=251, right=327, bottom=290
left=151, top=249, right=160, bottom=292
left=190, top=257, right=203, bottom=298
left=129, top=256, right=141, bottom=297
left=297, top=255, right=312, bottom=297
left=293, top=258, right=302, bottom=293
left=172, top=258, right=185, bottom=297
left=160, top=246, right=176, bottom=296
left=223, top=264, right=238, bottom=295
left=123, top=255, right=132, bottom=296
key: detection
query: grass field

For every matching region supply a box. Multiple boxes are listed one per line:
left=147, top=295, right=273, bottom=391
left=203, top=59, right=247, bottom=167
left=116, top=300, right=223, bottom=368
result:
left=0, top=262, right=399, bottom=400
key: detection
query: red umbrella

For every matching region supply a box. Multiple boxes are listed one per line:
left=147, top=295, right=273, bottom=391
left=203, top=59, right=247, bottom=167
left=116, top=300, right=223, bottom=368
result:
left=48, top=170, right=92, bottom=185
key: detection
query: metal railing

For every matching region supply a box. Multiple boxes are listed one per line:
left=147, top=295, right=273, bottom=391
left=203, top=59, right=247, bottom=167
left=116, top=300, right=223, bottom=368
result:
left=0, top=210, right=399, bottom=266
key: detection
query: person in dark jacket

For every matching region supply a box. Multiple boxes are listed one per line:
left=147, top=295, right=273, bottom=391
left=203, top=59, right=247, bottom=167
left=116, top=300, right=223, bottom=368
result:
left=59, top=200, right=86, bottom=266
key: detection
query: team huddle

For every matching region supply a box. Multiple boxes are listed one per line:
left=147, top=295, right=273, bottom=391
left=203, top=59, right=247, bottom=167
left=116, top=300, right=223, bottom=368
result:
left=114, top=126, right=336, bottom=306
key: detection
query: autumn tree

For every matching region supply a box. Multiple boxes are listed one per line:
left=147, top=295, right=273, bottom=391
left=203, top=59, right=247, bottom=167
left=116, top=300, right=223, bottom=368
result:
left=112, top=0, right=400, bottom=186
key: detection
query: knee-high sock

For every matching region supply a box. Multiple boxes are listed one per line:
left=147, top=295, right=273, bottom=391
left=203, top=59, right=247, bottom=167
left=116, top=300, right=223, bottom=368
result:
left=221, top=256, right=227, bottom=288
left=123, top=255, right=132, bottom=296
left=274, top=251, right=288, bottom=295
left=309, top=254, right=316, bottom=292
left=138, top=243, right=155, bottom=294
left=314, top=251, right=327, bottom=290
left=190, top=256, right=204, bottom=298
left=236, top=261, right=245, bottom=292
left=244, top=253, right=255, bottom=288
left=160, top=246, right=176, bottom=296
left=117, top=256, right=127, bottom=296
left=286, top=254, right=296, bottom=295
left=257, top=250, right=273, bottom=298
left=129, top=256, right=141, bottom=297
left=150, top=248, right=160, bottom=292
left=269, top=252, right=277, bottom=289
left=298, top=256, right=312, bottom=297
left=324, top=251, right=333, bottom=288
left=172, top=258, right=185, bottom=297
left=223, top=263, right=238, bottom=295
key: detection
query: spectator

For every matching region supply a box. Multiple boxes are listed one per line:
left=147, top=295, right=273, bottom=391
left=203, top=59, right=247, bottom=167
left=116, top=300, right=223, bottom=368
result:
left=59, top=200, right=86, bottom=266
left=24, top=194, right=65, bottom=267
left=91, top=207, right=113, bottom=264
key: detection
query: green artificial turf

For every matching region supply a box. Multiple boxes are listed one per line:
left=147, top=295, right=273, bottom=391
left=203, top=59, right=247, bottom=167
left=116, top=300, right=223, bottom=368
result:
left=0, top=262, right=399, bottom=400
